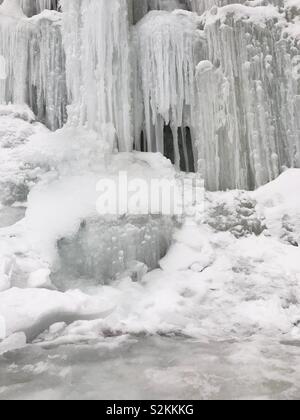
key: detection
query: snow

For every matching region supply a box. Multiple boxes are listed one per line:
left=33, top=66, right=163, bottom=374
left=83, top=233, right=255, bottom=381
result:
left=0, top=104, right=35, bottom=122
left=254, top=169, right=300, bottom=242
left=27, top=268, right=53, bottom=289
left=1, top=0, right=300, bottom=400
left=203, top=4, right=282, bottom=26
left=0, top=113, right=177, bottom=342
left=0, top=287, right=114, bottom=341
left=0, top=106, right=48, bottom=207
left=0, top=332, right=26, bottom=355
left=0, top=0, right=25, bottom=19
left=1, top=127, right=300, bottom=345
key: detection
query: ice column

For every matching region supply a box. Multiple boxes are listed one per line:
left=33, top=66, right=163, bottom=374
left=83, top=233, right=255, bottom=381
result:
left=0, top=0, right=29, bottom=105
left=61, top=0, right=132, bottom=151
left=27, top=13, right=67, bottom=130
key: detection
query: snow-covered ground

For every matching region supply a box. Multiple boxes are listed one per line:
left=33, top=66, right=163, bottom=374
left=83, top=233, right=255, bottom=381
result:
left=0, top=109, right=300, bottom=381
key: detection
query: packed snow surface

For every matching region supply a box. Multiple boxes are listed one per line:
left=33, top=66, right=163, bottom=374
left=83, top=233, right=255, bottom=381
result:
left=0, top=110, right=300, bottom=355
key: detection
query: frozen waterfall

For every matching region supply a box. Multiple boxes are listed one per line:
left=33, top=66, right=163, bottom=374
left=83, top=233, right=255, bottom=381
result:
left=132, top=10, right=200, bottom=170
left=60, top=0, right=132, bottom=152
left=0, top=0, right=300, bottom=189
left=0, top=0, right=66, bottom=130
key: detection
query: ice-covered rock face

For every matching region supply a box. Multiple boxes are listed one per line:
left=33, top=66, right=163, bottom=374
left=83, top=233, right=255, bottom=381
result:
left=196, top=5, right=300, bottom=190
left=1, top=0, right=300, bottom=190
left=0, top=0, right=67, bottom=130
left=130, top=1, right=300, bottom=188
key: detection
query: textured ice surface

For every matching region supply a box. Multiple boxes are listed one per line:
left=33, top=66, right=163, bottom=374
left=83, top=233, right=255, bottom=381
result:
left=1, top=336, right=300, bottom=400
left=130, top=1, right=300, bottom=188
left=56, top=216, right=174, bottom=288
left=1, top=0, right=300, bottom=188
left=1, top=0, right=300, bottom=400
left=0, top=105, right=48, bottom=206
left=0, top=1, right=66, bottom=130
left=60, top=0, right=132, bottom=151
left=195, top=4, right=300, bottom=190
left=133, top=10, right=200, bottom=169
left=0, top=121, right=177, bottom=297
left=1, top=118, right=300, bottom=401
left=0, top=0, right=57, bottom=16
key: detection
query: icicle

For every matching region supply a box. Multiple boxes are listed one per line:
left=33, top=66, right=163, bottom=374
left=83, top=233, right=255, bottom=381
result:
left=0, top=0, right=66, bottom=130
left=27, top=12, right=67, bottom=130
left=60, top=0, right=133, bottom=152
left=194, top=4, right=300, bottom=190
left=133, top=10, right=200, bottom=169
left=0, top=0, right=29, bottom=105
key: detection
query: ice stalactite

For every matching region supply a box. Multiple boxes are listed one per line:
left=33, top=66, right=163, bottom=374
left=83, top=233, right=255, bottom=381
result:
left=27, top=12, right=67, bottom=130
left=0, top=0, right=28, bottom=105
left=133, top=10, right=201, bottom=170
left=195, top=6, right=300, bottom=190
left=0, top=0, right=66, bottom=130
left=1, top=0, right=300, bottom=189
left=60, top=0, right=132, bottom=152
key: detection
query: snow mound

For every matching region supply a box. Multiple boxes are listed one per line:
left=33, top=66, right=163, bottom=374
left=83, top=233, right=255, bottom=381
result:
left=0, top=287, right=114, bottom=342
left=254, top=169, right=300, bottom=244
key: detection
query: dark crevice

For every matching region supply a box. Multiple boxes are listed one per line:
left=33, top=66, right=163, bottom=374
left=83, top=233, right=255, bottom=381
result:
left=137, top=125, right=195, bottom=173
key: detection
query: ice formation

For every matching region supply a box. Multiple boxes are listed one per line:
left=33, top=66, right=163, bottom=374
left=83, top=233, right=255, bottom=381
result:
left=60, top=0, right=132, bottom=151
left=0, top=0, right=66, bottom=130
left=1, top=0, right=300, bottom=367
left=133, top=10, right=200, bottom=170
left=196, top=4, right=300, bottom=189
left=130, top=0, right=300, bottom=188
left=1, top=0, right=300, bottom=188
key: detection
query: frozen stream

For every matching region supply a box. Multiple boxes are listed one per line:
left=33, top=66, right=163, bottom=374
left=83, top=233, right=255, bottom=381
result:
left=1, top=335, right=300, bottom=400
